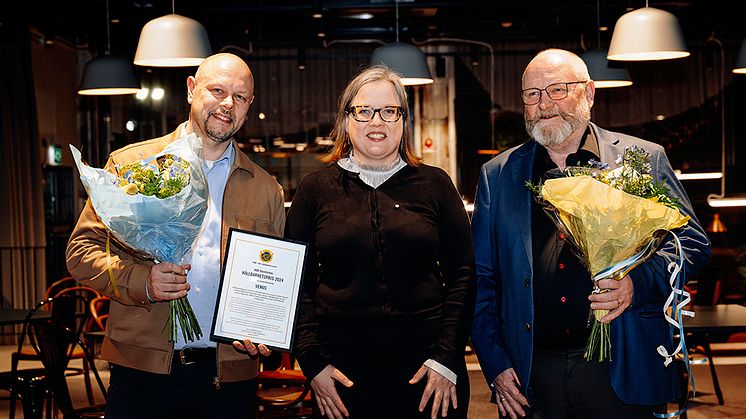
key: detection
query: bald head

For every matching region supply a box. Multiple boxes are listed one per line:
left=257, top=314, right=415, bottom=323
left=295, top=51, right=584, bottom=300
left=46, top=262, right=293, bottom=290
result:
left=522, top=49, right=590, bottom=87
left=195, top=53, right=254, bottom=89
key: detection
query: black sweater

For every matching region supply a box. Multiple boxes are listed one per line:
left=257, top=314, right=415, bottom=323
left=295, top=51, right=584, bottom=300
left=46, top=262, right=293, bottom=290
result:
left=285, top=163, right=475, bottom=383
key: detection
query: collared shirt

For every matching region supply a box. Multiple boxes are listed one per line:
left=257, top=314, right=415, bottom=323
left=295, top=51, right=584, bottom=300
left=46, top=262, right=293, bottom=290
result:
left=337, top=152, right=407, bottom=189
left=175, top=138, right=235, bottom=350
left=531, top=127, right=599, bottom=350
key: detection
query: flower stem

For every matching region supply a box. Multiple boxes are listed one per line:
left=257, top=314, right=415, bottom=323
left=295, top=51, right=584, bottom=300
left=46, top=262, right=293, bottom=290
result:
left=168, top=297, right=203, bottom=342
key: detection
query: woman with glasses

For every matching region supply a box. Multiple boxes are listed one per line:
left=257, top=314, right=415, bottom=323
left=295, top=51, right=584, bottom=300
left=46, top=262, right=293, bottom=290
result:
left=285, top=65, right=475, bottom=419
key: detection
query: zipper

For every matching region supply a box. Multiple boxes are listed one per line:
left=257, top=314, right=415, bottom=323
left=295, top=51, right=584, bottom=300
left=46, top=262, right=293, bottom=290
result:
left=214, top=345, right=222, bottom=389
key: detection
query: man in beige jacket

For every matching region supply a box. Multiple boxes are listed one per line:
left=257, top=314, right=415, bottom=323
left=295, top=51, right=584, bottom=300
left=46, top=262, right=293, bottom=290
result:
left=66, top=53, right=285, bottom=418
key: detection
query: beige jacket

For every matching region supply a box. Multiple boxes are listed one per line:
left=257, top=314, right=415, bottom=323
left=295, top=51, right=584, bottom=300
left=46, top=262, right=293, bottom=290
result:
left=66, top=127, right=286, bottom=382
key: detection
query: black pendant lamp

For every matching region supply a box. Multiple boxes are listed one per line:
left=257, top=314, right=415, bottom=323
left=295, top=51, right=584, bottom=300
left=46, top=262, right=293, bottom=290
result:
left=78, top=0, right=140, bottom=95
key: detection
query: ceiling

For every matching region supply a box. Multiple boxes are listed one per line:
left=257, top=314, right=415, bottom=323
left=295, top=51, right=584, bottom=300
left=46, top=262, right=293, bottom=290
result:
left=15, top=0, right=746, bottom=57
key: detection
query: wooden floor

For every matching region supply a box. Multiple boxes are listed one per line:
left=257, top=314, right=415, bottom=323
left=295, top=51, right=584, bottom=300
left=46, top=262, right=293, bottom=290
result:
left=1, top=346, right=745, bottom=418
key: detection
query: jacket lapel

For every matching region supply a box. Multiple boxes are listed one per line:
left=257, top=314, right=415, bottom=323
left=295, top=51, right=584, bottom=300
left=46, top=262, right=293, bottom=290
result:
left=503, top=142, right=536, bottom=270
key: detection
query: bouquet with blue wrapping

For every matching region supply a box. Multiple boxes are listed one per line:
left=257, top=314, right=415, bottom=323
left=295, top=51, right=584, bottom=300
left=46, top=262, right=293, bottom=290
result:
left=70, top=133, right=207, bottom=342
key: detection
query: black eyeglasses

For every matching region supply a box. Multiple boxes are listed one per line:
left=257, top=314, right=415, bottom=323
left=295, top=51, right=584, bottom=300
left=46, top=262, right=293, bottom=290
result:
left=346, top=106, right=403, bottom=123
left=519, top=81, right=588, bottom=105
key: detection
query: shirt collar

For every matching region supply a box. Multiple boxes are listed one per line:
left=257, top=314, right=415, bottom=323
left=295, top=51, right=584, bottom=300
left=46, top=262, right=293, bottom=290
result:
left=578, top=126, right=599, bottom=157
left=203, top=143, right=234, bottom=173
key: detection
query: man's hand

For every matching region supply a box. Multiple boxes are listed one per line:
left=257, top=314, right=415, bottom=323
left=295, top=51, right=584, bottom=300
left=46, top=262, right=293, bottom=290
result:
left=493, top=368, right=529, bottom=419
left=232, top=338, right=271, bottom=357
left=311, top=364, right=353, bottom=419
left=588, top=274, right=634, bottom=323
left=409, top=364, right=458, bottom=418
left=147, top=262, right=191, bottom=302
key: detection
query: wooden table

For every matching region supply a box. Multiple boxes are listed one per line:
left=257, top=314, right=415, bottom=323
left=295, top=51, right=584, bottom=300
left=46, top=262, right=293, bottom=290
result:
left=685, top=304, right=746, bottom=405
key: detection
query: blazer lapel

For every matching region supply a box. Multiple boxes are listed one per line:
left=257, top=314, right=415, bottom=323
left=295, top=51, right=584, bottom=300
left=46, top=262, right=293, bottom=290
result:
left=504, top=142, right=536, bottom=269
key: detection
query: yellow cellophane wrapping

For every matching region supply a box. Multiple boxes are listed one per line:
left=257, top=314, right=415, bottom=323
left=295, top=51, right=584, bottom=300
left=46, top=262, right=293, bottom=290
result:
left=541, top=175, right=689, bottom=278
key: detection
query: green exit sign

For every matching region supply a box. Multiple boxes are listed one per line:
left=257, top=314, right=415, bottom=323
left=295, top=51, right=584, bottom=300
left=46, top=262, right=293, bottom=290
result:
left=47, top=144, right=63, bottom=165
left=53, top=145, right=62, bottom=164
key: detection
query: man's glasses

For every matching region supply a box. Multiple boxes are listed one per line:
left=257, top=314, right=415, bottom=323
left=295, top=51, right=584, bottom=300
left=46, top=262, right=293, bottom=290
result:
left=346, top=106, right=403, bottom=123
left=519, top=81, right=588, bottom=105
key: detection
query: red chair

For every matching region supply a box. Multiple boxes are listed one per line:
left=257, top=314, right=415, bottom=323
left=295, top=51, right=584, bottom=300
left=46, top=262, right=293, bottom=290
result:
left=255, top=352, right=313, bottom=418
left=89, top=296, right=110, bottom=332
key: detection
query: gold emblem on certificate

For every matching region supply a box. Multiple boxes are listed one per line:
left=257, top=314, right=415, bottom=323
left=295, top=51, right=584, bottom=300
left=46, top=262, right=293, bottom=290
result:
left=259, top=249, right=274, bottom=263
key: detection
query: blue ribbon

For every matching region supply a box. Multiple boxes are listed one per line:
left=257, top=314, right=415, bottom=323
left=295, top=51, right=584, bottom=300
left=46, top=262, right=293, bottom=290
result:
left=653, top=232, right=696, bottom=419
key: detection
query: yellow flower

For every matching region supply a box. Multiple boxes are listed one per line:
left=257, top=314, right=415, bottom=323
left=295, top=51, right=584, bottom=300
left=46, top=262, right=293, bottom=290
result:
left=121, top=183, right=139, bottom=195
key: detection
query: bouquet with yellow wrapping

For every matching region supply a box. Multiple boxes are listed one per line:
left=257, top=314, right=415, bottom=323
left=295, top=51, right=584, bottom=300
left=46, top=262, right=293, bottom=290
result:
left=528, top=146, right=689, bottom=362
left=70, top=133, right=207, bottom=343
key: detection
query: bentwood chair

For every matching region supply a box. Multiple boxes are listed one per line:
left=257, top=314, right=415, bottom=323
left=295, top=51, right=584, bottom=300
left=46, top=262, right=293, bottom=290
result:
left=0, top=300, right=54, bottom=419
left=12, top=286, right=101, bottom=407
left=28, top=316, right=107, bottom=418
left=88, top=296, right=110, bottom=332
left=86, top=296, right=110, bottom=359
left=255, top=352, right=313, bottom=418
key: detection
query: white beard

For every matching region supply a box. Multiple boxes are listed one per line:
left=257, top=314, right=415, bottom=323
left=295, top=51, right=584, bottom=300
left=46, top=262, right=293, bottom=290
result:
left=526, top=99, right=591, bottom=147
left=530, top=117, right=574, bottom=147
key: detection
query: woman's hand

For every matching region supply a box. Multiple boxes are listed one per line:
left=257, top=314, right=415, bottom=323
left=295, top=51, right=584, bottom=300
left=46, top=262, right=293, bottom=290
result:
left=311, top=364, right=353, bottom=419
left=409, top=364, right=457, bottom=418
left=232, top=338, right=271, bottom=357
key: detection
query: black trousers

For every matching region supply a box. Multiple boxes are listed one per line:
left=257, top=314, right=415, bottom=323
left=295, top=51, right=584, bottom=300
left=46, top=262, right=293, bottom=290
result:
left=527, top=348, right=660, bottom=419
left=105, top=353, right=256, bottom=419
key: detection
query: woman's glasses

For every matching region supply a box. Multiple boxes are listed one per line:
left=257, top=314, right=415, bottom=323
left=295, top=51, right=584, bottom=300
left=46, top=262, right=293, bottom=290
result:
left=346, top=106, right=403, bottom=122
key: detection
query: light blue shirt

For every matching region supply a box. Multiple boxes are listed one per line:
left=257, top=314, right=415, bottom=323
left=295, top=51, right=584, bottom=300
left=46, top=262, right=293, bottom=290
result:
left=174, top=141, right=235, bottom=350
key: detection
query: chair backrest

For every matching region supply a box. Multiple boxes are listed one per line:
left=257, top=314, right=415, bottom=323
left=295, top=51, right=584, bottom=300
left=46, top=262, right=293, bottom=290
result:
left=89, top=296, right=110, bottom=331
left=43, top=276, right=78, bottom=301
left=255, top=352, right=311, bottom=414
left=28, top=318, right=107, bottom=416
left=52, top=286, right=100, bottom=336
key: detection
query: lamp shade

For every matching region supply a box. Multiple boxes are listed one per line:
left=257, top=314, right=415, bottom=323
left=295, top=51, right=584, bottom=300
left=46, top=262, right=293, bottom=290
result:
left=607, top=7, right=689, bottom=61
left=733, top=39, right=746, bottom=74
left=78, top=56, right=140, bottom=95
left=370, top=42, right=433, bottom=86
left=581, top=49, right=633, bottom=88
left=134, top=14, right=212, bottom=67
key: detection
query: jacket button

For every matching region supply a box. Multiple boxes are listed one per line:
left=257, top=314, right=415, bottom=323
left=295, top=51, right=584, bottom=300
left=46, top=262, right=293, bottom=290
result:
left=524, top=322, right=531, bottom=331
left=524, top=278, right=530, bottom=288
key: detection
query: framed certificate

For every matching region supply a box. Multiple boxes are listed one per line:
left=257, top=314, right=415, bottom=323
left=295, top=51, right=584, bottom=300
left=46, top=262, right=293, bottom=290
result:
left=210, top=228, right=308, bottom=352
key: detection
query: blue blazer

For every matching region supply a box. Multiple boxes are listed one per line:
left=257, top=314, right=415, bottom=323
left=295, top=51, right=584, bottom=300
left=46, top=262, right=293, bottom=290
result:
left=470, top=123, right=711, bottom=405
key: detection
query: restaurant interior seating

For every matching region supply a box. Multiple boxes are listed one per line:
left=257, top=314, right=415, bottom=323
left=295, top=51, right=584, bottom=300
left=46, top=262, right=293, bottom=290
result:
left=255, top=352, right=313, bottom=418
left=28, top=315, right=107, bottom=418
left=12, top=284, right=101, bottom=408
left=88, top=296, right=109, bottom=332
left=0, top=303, right=53, bottom=419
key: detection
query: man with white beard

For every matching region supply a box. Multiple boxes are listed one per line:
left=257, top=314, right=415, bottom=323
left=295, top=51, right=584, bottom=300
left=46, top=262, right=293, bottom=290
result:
left=470, top=49, right=710, bottom=419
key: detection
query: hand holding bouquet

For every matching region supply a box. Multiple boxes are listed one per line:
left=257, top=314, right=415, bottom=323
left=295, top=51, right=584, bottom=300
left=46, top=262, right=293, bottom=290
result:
left=528, top=146, right=689, bottom=362
left=71, top=133, right=208, bottom=342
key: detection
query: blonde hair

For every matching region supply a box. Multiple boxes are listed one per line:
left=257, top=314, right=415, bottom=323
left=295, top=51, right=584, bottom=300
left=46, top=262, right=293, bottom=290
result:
left=322, top=65, right=419, bottom=165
